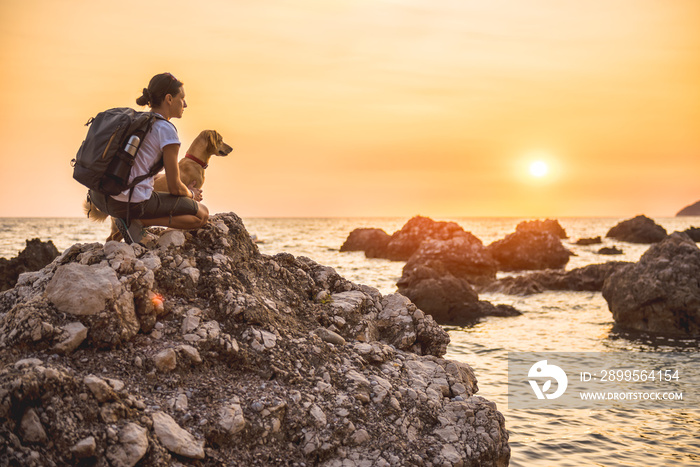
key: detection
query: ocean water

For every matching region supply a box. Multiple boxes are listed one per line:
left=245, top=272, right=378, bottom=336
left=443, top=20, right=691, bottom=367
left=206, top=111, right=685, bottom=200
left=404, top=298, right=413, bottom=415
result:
left=2, top=216, right=700, bottom=466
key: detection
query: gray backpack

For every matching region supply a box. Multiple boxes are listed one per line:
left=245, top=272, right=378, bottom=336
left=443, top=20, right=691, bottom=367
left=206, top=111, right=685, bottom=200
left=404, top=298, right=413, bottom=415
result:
left=72, top=107, right=166, bottom=196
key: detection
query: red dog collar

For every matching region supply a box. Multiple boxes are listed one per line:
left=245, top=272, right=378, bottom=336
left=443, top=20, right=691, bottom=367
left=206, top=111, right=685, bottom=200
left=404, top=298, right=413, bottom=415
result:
left=185, top=153, right=208, bottom=169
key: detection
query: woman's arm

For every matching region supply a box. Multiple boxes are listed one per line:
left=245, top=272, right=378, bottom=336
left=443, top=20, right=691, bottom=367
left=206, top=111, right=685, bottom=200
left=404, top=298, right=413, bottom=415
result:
left=162, top=144, right=192, bottom=197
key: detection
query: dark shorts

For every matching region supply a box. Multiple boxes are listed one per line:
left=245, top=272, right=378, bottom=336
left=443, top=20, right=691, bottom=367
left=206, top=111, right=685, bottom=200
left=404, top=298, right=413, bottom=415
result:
left=89, top=190, right=199, bottom=220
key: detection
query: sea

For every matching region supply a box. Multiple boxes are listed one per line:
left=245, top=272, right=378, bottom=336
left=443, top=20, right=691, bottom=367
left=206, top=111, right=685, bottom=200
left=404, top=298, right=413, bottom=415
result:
left=1, top=216, right=699, bottom=467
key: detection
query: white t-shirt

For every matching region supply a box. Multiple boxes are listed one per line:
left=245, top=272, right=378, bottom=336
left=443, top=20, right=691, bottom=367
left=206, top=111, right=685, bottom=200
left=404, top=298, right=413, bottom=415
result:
left=111, top=115, right=180, bottom=203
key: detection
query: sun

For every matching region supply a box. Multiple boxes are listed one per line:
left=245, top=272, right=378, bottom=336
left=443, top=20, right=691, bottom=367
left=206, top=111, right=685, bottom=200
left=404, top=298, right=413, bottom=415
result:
left=529, top=160, right=549, bottom=178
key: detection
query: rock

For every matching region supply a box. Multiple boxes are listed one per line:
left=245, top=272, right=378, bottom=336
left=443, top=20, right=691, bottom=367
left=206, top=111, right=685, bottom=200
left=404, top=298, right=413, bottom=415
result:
left=154, top=348, right=178, bottom=372
left=20, top=408, right=47, bottom=443
left=0, top=238, right=59, bottom=292
left=314, top=327, right=346, bottom=346
left=575, top=236, right=602, bottom=245
left=486, top=230, right=571, bottom=271
left=606, top=215, right=667, bottom=244
left=218, top=403, right=246, bottom=435
left=53, top=321, right=88, bottom=354
left=0, top=213, right=509, bottom=466
left=381, top=216, right=475, bottom=261
left=598, top=246, right=623, bottom=255
left=340, top=228, right=391, bottom=257
left=152, top=411, right=205, bottom=459
left=84, top=374, right=116, bottom=402
left=106, top=423, right=148, bottom=467
left=516, top=219, right=567, bottom=238
left=481, top=262, right=631, bottom=295
left=70, top=436, right=97, bottom=459
left=401, top=236, right=497, bottom=286
left=682, top=227, right=700, bottom=242
left=398, top=264, right=520, bottom=325
left=157, top=229, right=186, bottom=248
left=45, top=263, right=120, bottom=316
left=676, top=200, right=700, bottom=216
left=602, top=232, right=700, bottom=336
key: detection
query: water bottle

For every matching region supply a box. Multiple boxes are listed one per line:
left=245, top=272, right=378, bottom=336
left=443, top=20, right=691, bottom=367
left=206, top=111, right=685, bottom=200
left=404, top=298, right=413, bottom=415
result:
left=102, top=135, right=140, bottom=194
left=124, top=135, right=140, bottom=156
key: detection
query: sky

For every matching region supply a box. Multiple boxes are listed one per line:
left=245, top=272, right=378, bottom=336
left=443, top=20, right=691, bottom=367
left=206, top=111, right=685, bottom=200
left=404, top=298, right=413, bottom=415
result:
left=0, top=0, right=698, bottom=218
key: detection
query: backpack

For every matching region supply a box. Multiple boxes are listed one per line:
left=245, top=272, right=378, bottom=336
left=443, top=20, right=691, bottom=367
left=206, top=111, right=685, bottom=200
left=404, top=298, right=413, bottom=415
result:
left=71, top=107, right=165, bottom=196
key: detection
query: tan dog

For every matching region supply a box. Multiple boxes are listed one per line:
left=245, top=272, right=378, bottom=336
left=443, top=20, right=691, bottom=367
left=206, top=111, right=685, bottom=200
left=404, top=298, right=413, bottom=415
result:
left=85, top=130, right=232, bottom=241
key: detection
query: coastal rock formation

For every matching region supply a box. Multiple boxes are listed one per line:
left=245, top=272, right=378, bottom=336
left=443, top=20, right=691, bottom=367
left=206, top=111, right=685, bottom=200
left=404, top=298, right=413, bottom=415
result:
left=602, top=232, right=700, bottom=336
left=515, top=219, right=567, bottom=239
left=605, top=215, right=667, bottom=244
left=382, top=216, right=477, bottom=261
left=339, top=228, right=390, bottom=258
left=486, top=231, right=571, bottom=271
left=675, top=200, right=700, bottom=217
left=682, top=227, right=700, bottom=242
left=397, top=263, right=520, bottom=325
left=0, top=239, right=59, bottom=292
left=0, top=213, right=510, bottom=466
left=481, top=262, right=631, bottom=295
left=575, top=236, right=602, bottom=246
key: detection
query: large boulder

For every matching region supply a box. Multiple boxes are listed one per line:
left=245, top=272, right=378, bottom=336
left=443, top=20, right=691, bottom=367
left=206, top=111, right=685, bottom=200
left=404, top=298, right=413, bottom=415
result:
left=605, top=215, right=667, bottom=244
left=397, top=264, right=520, bottom=325
left=339, top=228, right=390, bottom=257
left=515, top=219, right=567, bottom=239
left=0, top=213, right=510, bottom=466
left=403, top=237, right=498, bottom=286
left=0, top=239, right=59, bottom=292
left=486, top=231, right=571, bottom=271
left=602, top=232, right=700, bottom=336
left=380, top=216, right=475, bottom=261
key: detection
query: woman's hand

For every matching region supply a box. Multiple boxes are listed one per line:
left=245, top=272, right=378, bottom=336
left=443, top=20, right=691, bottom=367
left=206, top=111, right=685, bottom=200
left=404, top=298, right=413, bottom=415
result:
left=188, top=181, right=203, bottom=201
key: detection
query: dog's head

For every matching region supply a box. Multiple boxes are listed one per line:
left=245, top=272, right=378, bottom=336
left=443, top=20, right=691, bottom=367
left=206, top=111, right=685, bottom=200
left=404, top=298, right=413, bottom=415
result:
left=204, top=130, right=233, bottom=157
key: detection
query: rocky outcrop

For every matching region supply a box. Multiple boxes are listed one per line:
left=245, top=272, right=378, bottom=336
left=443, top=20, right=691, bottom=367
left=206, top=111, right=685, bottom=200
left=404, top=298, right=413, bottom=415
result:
left=486, top=231, right=571, bottom=271
left=481, top=262, right=631, bottom=295
left=602, top=232, right=700, bottom=336
left=606, top=215, right=667, bottom=244
left=515, top=219, right=567, bottom=239
left=682, top=227, right=700, bottom=242
left=397, top=262, right=520, bottom=325
left=0, top=239, right=59, bottom=292
left=339, top=228, right=391, bottom=257
left=342, top=216, right=478, bottom=261
left=0, top=213, right=510, bottom=466
left=676, top=200, right=700, bottom=216
left=598, top=246, right=623, bottom=255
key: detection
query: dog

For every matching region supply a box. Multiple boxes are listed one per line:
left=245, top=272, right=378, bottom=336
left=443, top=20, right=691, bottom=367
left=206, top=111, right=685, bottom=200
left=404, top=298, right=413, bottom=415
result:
left=85, top=129, right=233, bottom=241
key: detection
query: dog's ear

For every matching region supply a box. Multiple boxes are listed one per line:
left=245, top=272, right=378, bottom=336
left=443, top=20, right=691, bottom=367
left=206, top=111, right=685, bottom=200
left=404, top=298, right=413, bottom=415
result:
left=206, top=130, right=221, bottom=154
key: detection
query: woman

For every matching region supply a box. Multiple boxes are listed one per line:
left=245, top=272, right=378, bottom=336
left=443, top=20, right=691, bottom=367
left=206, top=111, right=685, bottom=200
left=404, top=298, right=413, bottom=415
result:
left=89, top=72, right=208, bottom=244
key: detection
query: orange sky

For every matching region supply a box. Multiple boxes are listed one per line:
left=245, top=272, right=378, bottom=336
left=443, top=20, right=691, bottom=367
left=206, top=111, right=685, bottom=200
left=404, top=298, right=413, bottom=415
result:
left=0, top=0, right=698, bottom=218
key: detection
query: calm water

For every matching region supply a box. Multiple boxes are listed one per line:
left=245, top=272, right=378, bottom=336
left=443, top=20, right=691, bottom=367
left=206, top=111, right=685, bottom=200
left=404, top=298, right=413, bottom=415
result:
left=2, top=216, right=700, bottom=466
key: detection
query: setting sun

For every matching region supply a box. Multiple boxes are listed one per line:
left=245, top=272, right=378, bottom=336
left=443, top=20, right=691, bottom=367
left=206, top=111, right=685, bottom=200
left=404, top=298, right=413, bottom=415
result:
left=529, top=160, right=549, bottom=178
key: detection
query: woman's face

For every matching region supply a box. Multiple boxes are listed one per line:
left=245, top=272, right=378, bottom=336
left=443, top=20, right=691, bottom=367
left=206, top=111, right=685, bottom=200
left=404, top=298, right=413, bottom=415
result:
left=168, top=86, right=187, bottom=119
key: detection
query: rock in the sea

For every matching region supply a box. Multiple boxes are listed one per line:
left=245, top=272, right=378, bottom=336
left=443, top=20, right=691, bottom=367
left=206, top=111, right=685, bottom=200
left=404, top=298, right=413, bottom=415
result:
left=676, top=200, right=700, bottom=216
left=0, top=213, right=510, bottom=466
left=0, top=238, right=59, bottom=292
left=682, top=227, right=700, bottom=242
left=398, top=263, right=520, bottom=325
left=575, top=236, right=602, bottom=246
left=486, top=230, right=571, bottom=271
left=516, top=219, right=567, bottom=239
left=598, top=246, right=623, bottom=255
left=379, top=215, right=475, bottom=261
left=339, top=228, right=391, bottom=257
left=606, top=215, right=667, bottom=244
left=482, top=262, right=631, bottom=295
left=602, top=232, right=700, bottom=336
left=405, top=236, right=498, bottom=285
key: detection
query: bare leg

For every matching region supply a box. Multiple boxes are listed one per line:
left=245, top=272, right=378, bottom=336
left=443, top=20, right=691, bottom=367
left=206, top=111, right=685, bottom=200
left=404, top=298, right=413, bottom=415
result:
left=140, top=204, right=209, bottom=230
